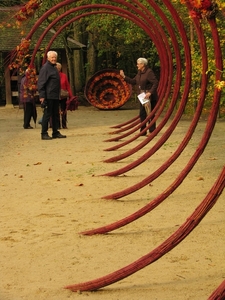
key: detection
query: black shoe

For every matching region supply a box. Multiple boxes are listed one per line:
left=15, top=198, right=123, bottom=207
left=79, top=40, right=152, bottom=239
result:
left=52, top=133, right=66, bottom=139
left=149, top=125, right=156, bottom=133
left=42, top=134, right=52, bottom=140
left=24, top=126, right=33, bottom=129
left=140, top=132, right=147, bottom=136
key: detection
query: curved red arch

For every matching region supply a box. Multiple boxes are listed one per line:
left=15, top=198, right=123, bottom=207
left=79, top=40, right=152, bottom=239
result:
left=68, top=167, right=225, bottom=291
left=15, top=0, right=223, bottom=294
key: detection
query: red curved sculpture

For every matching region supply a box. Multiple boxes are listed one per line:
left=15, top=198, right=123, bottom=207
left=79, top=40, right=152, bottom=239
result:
left=77, top=1, right=223, bottom=291
left=67, top=167, right=225, bottom=291
left=208, top=280, right=225, bottom=300
left=84, top=69, right=132, bottom=109
left=9, top=0, right=224, bottom=296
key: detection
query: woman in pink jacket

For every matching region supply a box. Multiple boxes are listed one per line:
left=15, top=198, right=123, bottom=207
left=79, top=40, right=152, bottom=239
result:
left=56, top=63, right=73, bottom=129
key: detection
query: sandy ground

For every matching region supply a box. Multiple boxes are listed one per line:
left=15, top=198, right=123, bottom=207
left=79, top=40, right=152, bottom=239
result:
left=0, top=104, right=224, bottom=300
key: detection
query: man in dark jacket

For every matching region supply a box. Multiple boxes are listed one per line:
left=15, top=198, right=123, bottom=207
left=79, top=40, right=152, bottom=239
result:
left=120, top=57, right=158, bottom=135
left=38, top=50, right=66, bottom=140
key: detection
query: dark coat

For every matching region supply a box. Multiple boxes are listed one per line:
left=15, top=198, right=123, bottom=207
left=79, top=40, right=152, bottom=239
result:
left=124, top=66, right=158, bottom=99
left=37, top=60, right=60, bottom=100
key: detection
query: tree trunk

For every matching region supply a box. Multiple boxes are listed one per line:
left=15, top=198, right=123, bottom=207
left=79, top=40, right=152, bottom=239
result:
left=86, top=31, right=98, bottom=82
left=73, top=24, right=85, bottom=93
left=63, top=39, right=75, bottom=95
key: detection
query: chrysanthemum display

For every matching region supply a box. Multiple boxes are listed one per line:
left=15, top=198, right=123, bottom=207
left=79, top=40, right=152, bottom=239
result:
left=9, top=38, right=37, bottom=98
left=85, top=69, right=132, bottom=110
left=182, top=0, right=219, bottom=19
left=14, top=0, right=42, bottom=24
left=9, top=38, right=31, bottom=73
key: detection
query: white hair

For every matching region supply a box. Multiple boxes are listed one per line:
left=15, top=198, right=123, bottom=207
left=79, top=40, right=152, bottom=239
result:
left=47, top=50, right=58, bottom=58
left=56, top=62, right=62, bottom=70
left=137, top=57, right=148, bottom=66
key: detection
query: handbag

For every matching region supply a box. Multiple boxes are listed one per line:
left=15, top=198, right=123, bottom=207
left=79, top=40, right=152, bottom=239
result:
left=60, top=89, right=69, bottom=98
left=66, top=96, right=79, bottom=111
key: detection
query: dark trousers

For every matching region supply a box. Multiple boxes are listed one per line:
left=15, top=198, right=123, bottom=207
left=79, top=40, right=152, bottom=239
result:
left=59, top=98, right=67, bottom=128
left=41, top=99, right=59, bottom=136
left=23, top=102, right=34, bottom=128
left=140, top=97, right=157, bottom=133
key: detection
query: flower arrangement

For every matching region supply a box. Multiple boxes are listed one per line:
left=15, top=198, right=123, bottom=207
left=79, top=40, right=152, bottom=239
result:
left=14, top=0, right=42, bottom=23
left=182, top=0, right=219, bottom=19
left=85, top=69, right=132, bottom=110
left=9, top=38, right=37, bottom=98
left=9, top=38, right=31, bottom=74
left=0, top=0, right=41, bottom=29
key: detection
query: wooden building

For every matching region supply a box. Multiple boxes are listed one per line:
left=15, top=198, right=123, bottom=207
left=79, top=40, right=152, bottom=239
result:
left=0, top=7, right=85, bottom=107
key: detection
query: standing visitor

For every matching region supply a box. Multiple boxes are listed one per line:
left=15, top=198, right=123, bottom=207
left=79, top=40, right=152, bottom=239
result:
left=56, top=62, right=73, bottom=129
left=120, top=57, right=158, bottom=135
left=38, top=51, right=66, bottom=140
left=20, top=71, right=37, bottom=129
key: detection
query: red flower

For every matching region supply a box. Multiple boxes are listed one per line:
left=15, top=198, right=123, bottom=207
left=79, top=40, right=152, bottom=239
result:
left=184, top=0, right=218, bottom=19
left=201, top=0, right=212, bottom=9
left=14, top=0, right=41, bottom=22
left=9, top=39, right=31, bottom=74
left=189, top=9, right=202, bottom=18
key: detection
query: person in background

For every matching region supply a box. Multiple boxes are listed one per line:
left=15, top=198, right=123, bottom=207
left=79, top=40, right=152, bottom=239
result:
left=20, top=71, right=36, bottom=129
left=38, top=51, right=66, bottom=140
left=120, top=57, right=158, bottom=135
left=56, top=62, right=73, bottom=129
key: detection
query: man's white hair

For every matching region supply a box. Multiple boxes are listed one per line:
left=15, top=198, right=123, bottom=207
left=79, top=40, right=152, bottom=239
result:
left=47, top=50, right=58, bottom=58
left=137, top=57, right=148, bottom=66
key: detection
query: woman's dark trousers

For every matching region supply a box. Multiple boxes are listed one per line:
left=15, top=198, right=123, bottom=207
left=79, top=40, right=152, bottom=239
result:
left=139, top=96, right=157, bottom=134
